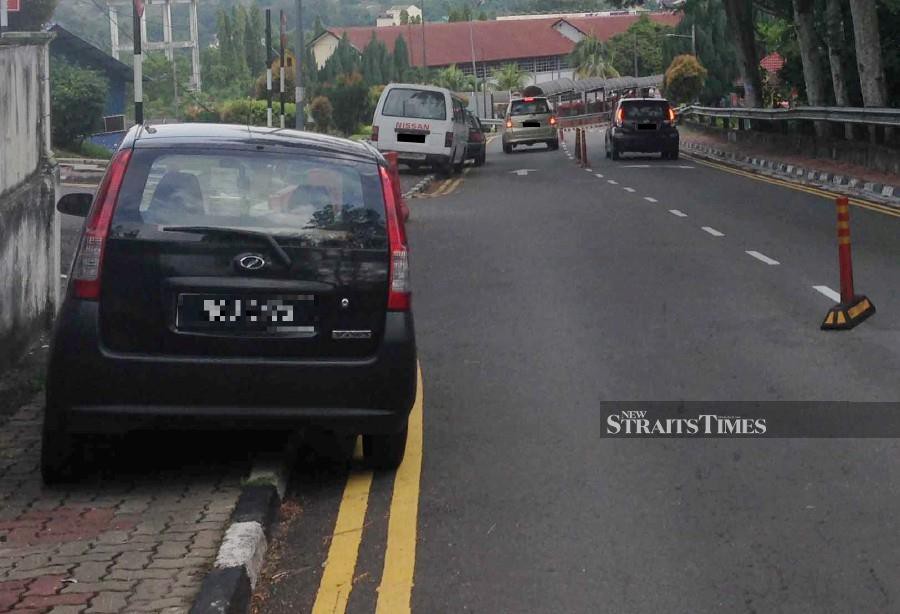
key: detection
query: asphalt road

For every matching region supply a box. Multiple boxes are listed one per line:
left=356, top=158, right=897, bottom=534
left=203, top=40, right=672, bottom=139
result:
left=252, top=130, right=900, bottom=614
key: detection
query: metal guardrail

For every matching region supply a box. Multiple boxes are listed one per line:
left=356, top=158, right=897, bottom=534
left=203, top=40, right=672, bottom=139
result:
left=681, top=105, right=900, bottom=127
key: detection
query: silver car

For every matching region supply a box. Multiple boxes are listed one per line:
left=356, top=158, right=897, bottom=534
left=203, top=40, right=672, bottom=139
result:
left=502, top=96, right=559, bottom=153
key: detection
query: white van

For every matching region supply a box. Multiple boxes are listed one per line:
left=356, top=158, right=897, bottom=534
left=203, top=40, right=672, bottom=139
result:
left=372, top=83, right=469, bottom=176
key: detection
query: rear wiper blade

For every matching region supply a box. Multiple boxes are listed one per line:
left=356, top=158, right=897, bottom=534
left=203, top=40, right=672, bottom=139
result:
left=161, top=225, right=292, bottom=268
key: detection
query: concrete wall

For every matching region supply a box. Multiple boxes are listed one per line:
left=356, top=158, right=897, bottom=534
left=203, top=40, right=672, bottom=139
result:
left=0, top=33, right=59, bottom=374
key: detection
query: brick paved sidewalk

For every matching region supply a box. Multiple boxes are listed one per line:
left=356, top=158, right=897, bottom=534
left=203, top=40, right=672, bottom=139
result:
left=0, top=397, right=247, bottom=613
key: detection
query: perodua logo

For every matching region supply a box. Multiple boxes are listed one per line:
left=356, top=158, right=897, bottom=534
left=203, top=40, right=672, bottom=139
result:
left=236, top=254, right=266, bottom=271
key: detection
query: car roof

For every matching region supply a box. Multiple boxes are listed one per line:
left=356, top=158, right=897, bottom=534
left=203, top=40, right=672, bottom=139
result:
left=384, top=82, right=452, bottom=95
left=510, top=96, right=549, bottom=102
left=124, top=123, right=380, bottom=162
left=618, top=98, right=671, bottom=103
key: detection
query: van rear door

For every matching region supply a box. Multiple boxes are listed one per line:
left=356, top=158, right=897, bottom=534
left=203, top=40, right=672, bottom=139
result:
left=375, top=87, right=449, bottom=159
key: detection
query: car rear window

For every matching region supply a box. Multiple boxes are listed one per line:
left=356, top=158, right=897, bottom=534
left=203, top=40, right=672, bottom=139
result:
left=112, top=149, right=387, bottom=249
left=382, top=88, right=447, bottom=120
left=621, top=101, right=670, bottom=119
left=510, top=99, right=550, bottom=115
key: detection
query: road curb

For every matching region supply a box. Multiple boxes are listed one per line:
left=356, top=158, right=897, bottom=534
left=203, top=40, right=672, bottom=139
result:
left=682, top=141, right=900, bottom=210
left=189, top=450, right=294, bottom=614
left=403, top=173, right=435, bottom=200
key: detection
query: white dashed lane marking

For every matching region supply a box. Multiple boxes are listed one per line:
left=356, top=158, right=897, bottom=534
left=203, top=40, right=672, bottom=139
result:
left=701, top=226, right=725, bottom=237
left=594, top=173, right=604, bottom=178
left=746, top=251, right=780, bottom=266
left=644, top=197, right=658, bottom=203
left=623, top=187, right=635, bottom=193
left=668, top=209, right=687, bottom=217
left=608, top=180, right=618, bottom=185
left=813, top=285, right=841, bottom=302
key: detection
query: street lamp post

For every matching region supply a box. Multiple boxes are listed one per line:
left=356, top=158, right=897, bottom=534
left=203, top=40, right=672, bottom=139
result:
left=665, top=24, right=697, bottom=60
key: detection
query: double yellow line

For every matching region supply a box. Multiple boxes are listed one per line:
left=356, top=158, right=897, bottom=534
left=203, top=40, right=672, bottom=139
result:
left=685, top=154, right=900, bottom=219
left=311, top=365, right=424, bottom=614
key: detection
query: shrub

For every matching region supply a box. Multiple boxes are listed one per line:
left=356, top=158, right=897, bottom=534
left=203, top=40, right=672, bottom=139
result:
left=220, top=99, right=296, bottom=127
left=664, top=55, right=708, bottom=104
left=309, top=96, right=333, bottom=133
left=50, top=59, right=109, bottom=147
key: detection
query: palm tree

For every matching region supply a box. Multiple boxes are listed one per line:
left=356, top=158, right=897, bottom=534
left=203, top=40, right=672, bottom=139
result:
left=570, top=36, right=620, bottom=79
left=436, top=66, right=475, bottom=92
left=492, top=63, right=526, bottom=93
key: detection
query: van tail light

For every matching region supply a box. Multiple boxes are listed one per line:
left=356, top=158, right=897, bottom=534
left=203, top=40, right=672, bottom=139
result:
left=505, top=119, right=513, bottom=129
left=72, top=149, right=132, bottom=300
left=379, top=166, right=411, bottom=311
left=549, top=116, right=557, bottom=126
left=371, top=125, right=379, bottom=142
left=444, top=131, right=453, bottom=148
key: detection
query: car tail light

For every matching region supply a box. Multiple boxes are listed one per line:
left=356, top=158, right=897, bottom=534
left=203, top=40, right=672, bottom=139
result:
left=505, top=119, right=513, bottom=129
left=372, top=125, right=379, bottom=142
left=379, top=166, right=410, bottom=311
left=549, top=116, right=557, bottom=126
left=72, top=148, right=132, bottom=300
left=615, top=107, right=624, bottom=126
left=666, top=106, right=676, bottom=124
left=444, top=131, right=453, bottom=148
left=523, top=97, right=534, bottom=102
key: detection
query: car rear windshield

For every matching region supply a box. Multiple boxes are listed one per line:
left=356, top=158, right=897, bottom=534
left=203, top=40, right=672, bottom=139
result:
left=621, top=100, right=670, bottom=119
left=382, top=88, right=447, bottom=120
left=111, top=149, right=387, bottom=249
left=510, top=99, right=550, bottom=115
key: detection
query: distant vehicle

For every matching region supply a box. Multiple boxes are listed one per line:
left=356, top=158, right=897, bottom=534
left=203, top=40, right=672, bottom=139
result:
left=502, top=96, right=559, bottom=153
left=44, top=123, right=417, bottom=482
left=605, top=98, right=680, bottom=160
left=371, top=83, right=469, bottom=176
left=464, top=111, right=486, bottom=166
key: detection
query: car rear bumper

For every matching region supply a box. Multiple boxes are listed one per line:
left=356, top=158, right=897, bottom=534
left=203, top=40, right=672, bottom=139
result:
left=46, top=300, right=417, bottom=434
left=612, top=130, right=679, bottom=152
left=503, top=127, right=556, bottom=145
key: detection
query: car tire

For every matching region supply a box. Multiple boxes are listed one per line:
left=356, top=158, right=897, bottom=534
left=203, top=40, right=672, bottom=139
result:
left=474, top=151, right=485, bottom=167
left=363, top=426, right=408, bottom=470
left=671, top=149, right=680, bottom=161
left=548, top=139, right=559, bottom=151
left=503, top=143, right=512, bottom=154
left=41, top=421, right=83, bottom=484
left=453, top=155, right=464, bottom=174
left=611, top=145, right=621, bottom=161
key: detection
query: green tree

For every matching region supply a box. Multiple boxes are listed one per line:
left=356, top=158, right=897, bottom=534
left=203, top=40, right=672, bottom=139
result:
left=320, top=72, right=369, bottom=135
left=143, top=52, right=193, bottom=120
left=569, top=35, right=620, bottom=79
left=400, top=9, right=410, bottom=24
left=50, top=58, right=108, bottom=147
left=606, top=14, right=674, bottom=77
left=245, top=4, right=266, bottom=76
left=393, top=35, right=411, bottom=81
left=361, top=33, right=387, bottom=85
left=663, top=54, right=708, bottom=103
left=492, top=63, right=526, bottom=92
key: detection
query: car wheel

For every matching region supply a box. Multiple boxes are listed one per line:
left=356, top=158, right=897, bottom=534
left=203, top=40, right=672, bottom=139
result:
left=671, top=149, right=680, bottom=161
left=611, top=145, right=621, bottom=161
left=363, top=426, right=408, bottom=470
left=41, top=421, right=83, bottom=484
left=474, top=151, right=485, bottom=167
left=548, top=139, right=559, bottom=151
left=503, top=143, right=512, bottom=154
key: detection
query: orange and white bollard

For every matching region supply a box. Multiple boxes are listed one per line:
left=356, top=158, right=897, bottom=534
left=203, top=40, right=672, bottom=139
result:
left=821, top=197, right=875, bottom=330
left=580, top=128, right=589, bottom=168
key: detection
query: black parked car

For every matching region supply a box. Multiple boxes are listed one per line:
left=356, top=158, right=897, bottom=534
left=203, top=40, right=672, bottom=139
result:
left=605, top=98, right=680, bottom=160
left=465, top=111, right=487, bottom=166
left=46, top=124, right=417, bottom=481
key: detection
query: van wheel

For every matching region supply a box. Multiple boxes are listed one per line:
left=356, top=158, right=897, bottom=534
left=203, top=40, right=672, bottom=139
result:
left=437, top=160, right=452, bottom=177
left=41, top=422, right=84, bottom=484
left=363, top=426, right=408, bottom=470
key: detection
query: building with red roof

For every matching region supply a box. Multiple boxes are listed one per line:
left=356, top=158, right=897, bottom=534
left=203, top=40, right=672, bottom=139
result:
left=309, top=12, right=682, bottom=85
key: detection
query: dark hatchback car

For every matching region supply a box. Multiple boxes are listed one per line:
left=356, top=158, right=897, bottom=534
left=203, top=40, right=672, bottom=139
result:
left=464, top=111, right=486, bottom=166
left=45, top=124, right=417, bottom=482
left=605, top=98, right=680, bottom=160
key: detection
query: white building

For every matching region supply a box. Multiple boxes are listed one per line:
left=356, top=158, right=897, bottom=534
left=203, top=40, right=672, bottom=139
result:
left=376, top=4, right=422, bottom=27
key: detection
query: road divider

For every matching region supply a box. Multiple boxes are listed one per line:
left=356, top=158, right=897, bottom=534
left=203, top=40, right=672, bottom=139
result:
left=821, top=197, right=876, bottom=330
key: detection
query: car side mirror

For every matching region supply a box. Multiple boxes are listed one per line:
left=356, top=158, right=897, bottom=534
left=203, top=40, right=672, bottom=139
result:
left=57, top=192, right=93, bottom=217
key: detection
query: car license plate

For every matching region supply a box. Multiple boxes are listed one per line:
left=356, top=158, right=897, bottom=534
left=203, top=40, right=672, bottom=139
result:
left=176, top=294, right=316, bottom=335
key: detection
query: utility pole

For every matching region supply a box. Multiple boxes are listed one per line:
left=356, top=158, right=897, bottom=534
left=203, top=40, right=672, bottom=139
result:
left=633, top=30, right=638, bottom=77
left=295, top=0, right=305, bottom=129
left=0, top=0, right=7, bottom=35
left=279, top=10, right=286, bottom=129
left=468, top=19, right=478, bottom=111
left=420, top=0, right=427, bottom=82
left=133, top=0, right=144, bottom=125
left=692, top=23, right=696, bottom=56
left=265, top=9, right=273, bottom=128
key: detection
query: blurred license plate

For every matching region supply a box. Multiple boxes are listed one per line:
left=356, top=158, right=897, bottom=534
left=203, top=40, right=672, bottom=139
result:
left=176, top=294, right=315, bottom=335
